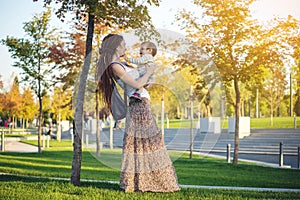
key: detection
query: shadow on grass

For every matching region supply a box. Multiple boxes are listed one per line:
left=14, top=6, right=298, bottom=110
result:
left=1, top=150, right=300, bottom=189
left=0, top=151, right=121, bottom=181
left=173, top=156, right=300, bottom=188
left=1, top=174, right=300, bottom=200
left=0, top=174, right=122, bottom=191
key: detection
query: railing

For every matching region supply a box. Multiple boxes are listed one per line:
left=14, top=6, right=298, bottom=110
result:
left=226, top=142, right=300, bottom=169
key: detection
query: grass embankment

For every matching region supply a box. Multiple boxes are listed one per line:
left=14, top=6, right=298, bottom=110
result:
left=0, top=141, right=300, bottom=199
left=1, top=117, right=299, bottom=134
left=158, top=117, right=300, bottom=129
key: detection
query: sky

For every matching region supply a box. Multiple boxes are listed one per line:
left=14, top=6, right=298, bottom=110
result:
left=0, top=0, right=299, bottom=87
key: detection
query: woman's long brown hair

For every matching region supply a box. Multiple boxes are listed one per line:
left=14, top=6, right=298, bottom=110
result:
left=97, top=34, right=124, bottom=112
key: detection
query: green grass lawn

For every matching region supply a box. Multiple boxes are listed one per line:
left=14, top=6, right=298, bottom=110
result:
left=250, top=117, right=300, bottom=129
left=0, top=127, right=37, bottom=133
left=5, top=140, right=299, bottom=189
left=2, top=146, right=300, bottom=188
left=1, top=121, right=300, bottom=199
left=1, top=174, right=300, bottom=200
left=1, top=141, right=300, bottom=199
left=1, top=174, right=299, bottom=200
left=1, top=134, right=34, bottom=138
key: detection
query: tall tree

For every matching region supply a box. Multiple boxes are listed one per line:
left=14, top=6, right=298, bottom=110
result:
left=2, top=9, right=55, bottom=153
left=51, top=86, right=73, bottom=141
left=291, top=35, right=300, bottom=116
left=261, top=65, right=287, bottom=124
left=266, top=16, right=299, bottom=117
left=48, top=25, right=86, bottom=143
left=3, top=77, right=22, bottom=128
left=176, top=0, right=295, bottom=165
left=37, top=0, right=160, bottom=186
left=0, top=75, right=3, bottom=114
left=21, top=87, right=37, bottom=129
left=48, top=27, right=85, bottom=90
left=172, top=48, right=216, bottom=118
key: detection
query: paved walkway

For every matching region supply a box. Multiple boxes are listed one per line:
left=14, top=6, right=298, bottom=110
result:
left=0, top=140, right=38, bottom=153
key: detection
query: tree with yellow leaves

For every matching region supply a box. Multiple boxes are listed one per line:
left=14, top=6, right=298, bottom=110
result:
left=177, top=0, right=298, bottom=165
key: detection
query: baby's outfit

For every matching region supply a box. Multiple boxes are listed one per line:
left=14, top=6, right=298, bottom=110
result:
left=128, top=54, right=154, bottom=101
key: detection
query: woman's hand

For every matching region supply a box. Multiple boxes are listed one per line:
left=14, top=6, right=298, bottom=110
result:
left=123, top=54, right=128, bottom=62
left=145, top=63, right=156, bottom=76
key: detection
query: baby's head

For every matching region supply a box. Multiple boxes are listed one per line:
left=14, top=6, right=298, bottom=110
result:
left=140, top=41, right=157, bottom=57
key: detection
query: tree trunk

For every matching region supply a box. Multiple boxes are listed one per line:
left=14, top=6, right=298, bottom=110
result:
left=56, top=113, right=61, bottom=142
left=255, top=88, right=259, bottom=118
left=38, top=94, right=43, bottom=154
left=96, top=89, right=101, bottom=157
left=233, top=78, right=240, bottom=165
left=22, top=118, right=25, bottom=134
left=37, top=58, right=43, bottom=154
left=241, top=100, right=244, bottom=117
left=12, top=116, right=15, bottom=129
left=70, top=12, right=94, bottom=186
left=205, top=104, right=211, bottom=117
left=189, top=90, right=193, bottom=159
left=270, top=106, right=274, bottom=126
left=161, top=89, right=165, bottom=138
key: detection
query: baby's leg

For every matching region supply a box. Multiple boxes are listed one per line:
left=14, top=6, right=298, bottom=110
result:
left=137, top=88, right=143, bottom=93
left=131, top=88, right=142, bottom=101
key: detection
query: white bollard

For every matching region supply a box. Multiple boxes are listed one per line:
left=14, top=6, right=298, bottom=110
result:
left=1, top=129, right=5, bottom=152
left=46, top=135, right=50, bottom=148
left=86, top=134, right=89, bottom=147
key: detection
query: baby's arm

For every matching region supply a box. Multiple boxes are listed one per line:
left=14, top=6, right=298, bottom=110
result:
left=128, top=54, right=154, bottom=65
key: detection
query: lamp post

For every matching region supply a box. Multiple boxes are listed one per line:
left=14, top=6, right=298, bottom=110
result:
left=161, top=88, right=165, bottom=140
left=290, top=73, right=293, bottom=117
left=189, top=85, right=194, bottom=159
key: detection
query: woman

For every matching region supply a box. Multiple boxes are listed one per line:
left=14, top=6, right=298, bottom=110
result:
left=97, top=34, right=180, bottom=192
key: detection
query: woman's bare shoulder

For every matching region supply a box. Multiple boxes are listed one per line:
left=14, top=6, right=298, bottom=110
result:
left=111, top=62, right=126, bottom=77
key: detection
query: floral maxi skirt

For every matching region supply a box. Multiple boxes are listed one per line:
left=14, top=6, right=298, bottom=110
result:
left=120, top=98, right=180, bottom=192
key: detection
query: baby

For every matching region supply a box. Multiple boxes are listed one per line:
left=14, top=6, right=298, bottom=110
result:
left=125, top=41, right=157, bottom=101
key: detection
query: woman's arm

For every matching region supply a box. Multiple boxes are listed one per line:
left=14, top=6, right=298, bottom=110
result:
left=111, top=63, right=155, bottom=89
